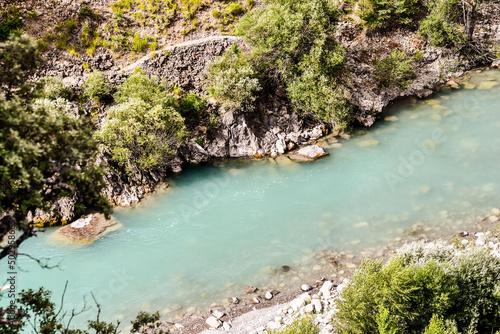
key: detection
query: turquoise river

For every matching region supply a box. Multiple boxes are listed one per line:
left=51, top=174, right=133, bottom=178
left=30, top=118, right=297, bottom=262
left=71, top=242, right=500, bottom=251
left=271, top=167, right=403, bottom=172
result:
left=10, top=69, right=500, bottom=331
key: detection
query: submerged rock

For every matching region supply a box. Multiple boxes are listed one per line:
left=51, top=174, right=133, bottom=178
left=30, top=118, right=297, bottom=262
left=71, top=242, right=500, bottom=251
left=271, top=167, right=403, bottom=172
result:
left=289, top=145, right=328, bottom=162
left=53, top=213, right=119, bottom=243
left=280, top=265, right=291, bottom=272
left=463, top=82, right=477, bottom=90
left=477, top=81, right=498, bottom=90
left=245, top=286, right=258, bottom=294
left=357, top=139, right=379, bottom=147
left=228, top=297, right=240, bottom=304
left=250, top=297, right=260, bottom=304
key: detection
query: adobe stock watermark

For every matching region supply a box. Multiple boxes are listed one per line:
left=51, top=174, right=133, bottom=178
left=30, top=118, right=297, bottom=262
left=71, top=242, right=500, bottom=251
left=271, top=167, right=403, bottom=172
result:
left=384, top=128, right=447, bottom=191
left=1, top=221, right=18, bottom=323
left=383, top=89, right=482, bottom=191
left=177, top=171, right=232, bottom=223
left=92, top=268, right=134, bottom=306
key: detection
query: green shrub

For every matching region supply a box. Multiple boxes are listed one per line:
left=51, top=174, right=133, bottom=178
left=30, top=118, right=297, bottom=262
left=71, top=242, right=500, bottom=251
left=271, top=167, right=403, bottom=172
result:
left=27, top=10, right=38, bottom=18
left=79, top=5, right=96, bottom=19
left=38, top=76, right=69, bottom=100
left=0, top=6, right=23, bottom=41
left=55, top=33, right=67, bottom=50
left=373, top=49, right=416, bottom=89
left=269, top=317, right=319, bottom=334
left=94, top=98, right=186, bottom=173
left=98, top=73, right=188, bottom=173
left=286, top=38, right=352, bottom=127
left=225, top=2, right=245, bottom=17
left=132, top=32, right=148, bottom=52
left=231, top=0, right=352, bottom=127
left=36, top=40, right=48, bottom=52
left=418, top=0, right=464, bottom=47
left=131, top=311, right=160, bottom=332
left=32, top=97, right=79, bottom=118
left=287, top=69, right=352, bottom=127
left=335, top=241, right=500, bottom=334
left=235, top=3, right=305, bottom=61
left=178, top=92, right=206, bottom=119
left=149, top=40, right=158, bottom=51
left=205, top=49, right=261, bottom=112
left=211, top=9, right=221, bottom=18
left=423, top=315, right=459, bottom=334
left=64, top=18, right=78, bottom=32
left=357, top=0, right=421, bottom=31
left=114, top=72, right=175, bottom=106
left=82, top=70, right=110, bottom=102
left=207, top=113, right=220, bottom=132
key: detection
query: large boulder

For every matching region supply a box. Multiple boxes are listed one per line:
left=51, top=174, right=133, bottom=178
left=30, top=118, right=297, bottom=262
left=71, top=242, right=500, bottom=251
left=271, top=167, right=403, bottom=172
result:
left=53, top=213, right=120, bottom=243
left=289, top=145, right=328, bottom=162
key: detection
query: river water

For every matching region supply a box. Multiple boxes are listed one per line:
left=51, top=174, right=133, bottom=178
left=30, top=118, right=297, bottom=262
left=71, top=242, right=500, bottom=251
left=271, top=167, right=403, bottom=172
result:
left=10, top=69, right=500, bottom=331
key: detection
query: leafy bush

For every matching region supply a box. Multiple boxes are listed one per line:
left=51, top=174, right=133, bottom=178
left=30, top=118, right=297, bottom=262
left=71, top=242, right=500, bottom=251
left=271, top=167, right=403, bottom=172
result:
left=1, top=287, right=124, bottom=334
left=235, top=2, right=305, bottom=65
left=94, top=98, right=186, bottom=173
left=131, top=311, right=160, bottom=332
left=0, top=6, right=23, bottom=41
left=335, top=241, right=500, bottom=334
left=228, top=0, right=352, bottom=128
left=32, top=98, right=79, bottom=119
left=178, top=92, right=206, bottom=119
left=269, top=317, right=319, bottom=334
left=96, top=73, right=188, bottom=174
left=79, top=5, right=96, bottom=19
left=38, top=76, right=69, bottom=100
left=0, top=35, right=39, bottom=98
left=132, top=32, right=149, bottom=52
left=357, top=0, right=421, bottom=31
left=418, top=0, right=465, bottom=47
left=225, top=2, right=245, bottom=16
left=82, top=70, right=110, bottom=102
left=113, top=72, right=175, bottom=106
left=205, top=49, right=261, bottom=112
left=373, top=49, right=416, bottom=89
left=423, top=315, right=459, bottom=334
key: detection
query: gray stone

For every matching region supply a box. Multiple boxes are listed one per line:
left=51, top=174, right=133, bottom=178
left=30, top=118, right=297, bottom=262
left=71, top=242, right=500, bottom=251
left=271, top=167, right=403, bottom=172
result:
left=205, top=316, right=222, bottom=328
left=301, top=284, right=313, bottom=292
left=212, top=310, right=224, bottom=319
left=290, top=145, right=328, bottom=162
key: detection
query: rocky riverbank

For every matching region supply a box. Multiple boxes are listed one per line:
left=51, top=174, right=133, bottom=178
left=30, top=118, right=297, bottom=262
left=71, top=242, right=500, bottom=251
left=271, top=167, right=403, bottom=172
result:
left=134, top=207, right=500, bottom=334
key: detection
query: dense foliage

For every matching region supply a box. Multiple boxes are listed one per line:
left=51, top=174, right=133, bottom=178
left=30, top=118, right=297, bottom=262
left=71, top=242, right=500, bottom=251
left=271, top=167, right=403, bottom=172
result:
left=82, top=71, right=110, bottom=102
left=94, top=73, right=187, bottom=174
left=335, top=241, right=500, bottom=333
left=205, top=48, right=261, bottom=112
left=0, top=35, right=111, bottom=331
left=0, top=6, right=23, bottom=41
left=38, top=76, right=71, bottom=100
left=206, top=0, right=353, bottom=129
left=270, top=317, right=319, bottom=334
left=0, top=35, right=111, bottom=234
left=1, top=287, right=120, bottom=334
left=373, top=49, right=416, bottom=89
left=357, top=0, right=422, bottom=31
left=418, top=0, right=466, bottom=47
